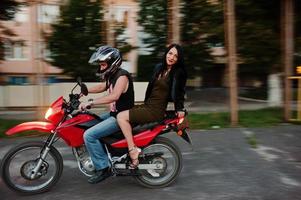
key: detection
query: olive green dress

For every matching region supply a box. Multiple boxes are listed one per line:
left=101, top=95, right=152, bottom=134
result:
left=129, top=75, right=169, bottom=124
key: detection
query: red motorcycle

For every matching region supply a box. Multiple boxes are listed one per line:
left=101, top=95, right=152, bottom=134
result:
left=1, top=79, right=191, bottom=194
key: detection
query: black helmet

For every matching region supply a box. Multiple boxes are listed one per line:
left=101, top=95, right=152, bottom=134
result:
left=89, top=45, right=122, bottom=80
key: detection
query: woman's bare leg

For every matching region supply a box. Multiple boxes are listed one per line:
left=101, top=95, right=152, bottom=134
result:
left=117, top=110, right=135, bottom=149
left=117, top=110, right=140, bottom=168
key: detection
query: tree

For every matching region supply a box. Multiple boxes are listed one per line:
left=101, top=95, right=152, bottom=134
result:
left=181, top=0, right=282, bottom=79
left=136, top=0, right=168, bottom=81
left=0, top=0, right=21, bottom=60
left=235, top=0, right=281, bottom=76
left=47, top=0, right=103, bottom=81
left=181, top=0, right=222, bottom=78
left=295, top=0, right=301, bottom=67
left=137, top=0, right=221, bottom=80
left=114, top=21, right=135, bottom=56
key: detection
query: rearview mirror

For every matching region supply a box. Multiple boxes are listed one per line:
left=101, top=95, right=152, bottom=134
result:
left=81, top=83, right=88, bottom=96
left=77, top=77, right=82, bottom=86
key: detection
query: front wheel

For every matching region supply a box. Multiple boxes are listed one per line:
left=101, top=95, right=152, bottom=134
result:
left=1, top=141, right=63, bottom=194
left=135, top=137, right=183, bottom=188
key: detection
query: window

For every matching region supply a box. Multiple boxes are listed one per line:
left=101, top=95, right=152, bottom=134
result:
left=37, top=4, right=60, bottom=23
left=4, top=41, right=27, bottom=60
left=37, top=41, right=52, bottom=61
left=8, top=77, right=28, bottom=85
left=46, top=77, right=58, bottom=84
left=14, top=6, right=28, bottom=22
left=111, top=6, right=130, bottom=23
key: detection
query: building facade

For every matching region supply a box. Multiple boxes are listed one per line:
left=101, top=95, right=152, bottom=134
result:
left=0, top=0, right=140, bottom=85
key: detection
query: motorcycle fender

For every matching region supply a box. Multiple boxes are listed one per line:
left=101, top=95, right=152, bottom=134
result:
left=178, top=128, right=192, bottom=145
left=6, top=121, right=55, bottom=136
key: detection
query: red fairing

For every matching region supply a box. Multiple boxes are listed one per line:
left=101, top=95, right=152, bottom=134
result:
left=6, top=122, right=55, bottom=136
left=58, top=126, right=85, bottom=147
left=57, top=114, right=96, bottom=147
left=47, top=96, right=65, bottom=125
left=111, top=125, right=166, bottom=148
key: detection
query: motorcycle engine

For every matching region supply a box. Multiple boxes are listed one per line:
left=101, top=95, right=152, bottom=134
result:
left=73, top=145, right=95, bottom=176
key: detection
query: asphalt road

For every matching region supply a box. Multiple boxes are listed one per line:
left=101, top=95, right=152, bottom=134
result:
left=1, top=125, right=301, bottom=200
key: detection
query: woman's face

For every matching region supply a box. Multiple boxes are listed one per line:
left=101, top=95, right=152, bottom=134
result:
left=166, top=47, right=178, bottom=66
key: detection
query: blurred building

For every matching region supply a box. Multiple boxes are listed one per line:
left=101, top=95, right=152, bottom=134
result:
left=103, top=0, right=139, bottom=74
left=0, top=0, right=140, bottom=85
left=0, top=0, right=63, bottom=85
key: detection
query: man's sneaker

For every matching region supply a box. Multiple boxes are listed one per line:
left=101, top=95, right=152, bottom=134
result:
left=88, top=167, right=111, bottom=184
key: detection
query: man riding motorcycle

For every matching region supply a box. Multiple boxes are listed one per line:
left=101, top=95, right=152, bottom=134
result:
left=79, top=46, right=134, bottom=184
left=1, top=46, right=191, bottom=193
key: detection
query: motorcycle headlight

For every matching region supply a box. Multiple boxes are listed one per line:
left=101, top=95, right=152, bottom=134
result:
left=45, top=108, right=53, bottom=120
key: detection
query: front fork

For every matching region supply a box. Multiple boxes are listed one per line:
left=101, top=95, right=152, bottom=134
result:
left=30, top=131, right=58, bottom=179
left=30, top=114, right=68, bottom=179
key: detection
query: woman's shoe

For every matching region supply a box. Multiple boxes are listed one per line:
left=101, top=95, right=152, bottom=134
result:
left=128, top=146, right=141, bottom=169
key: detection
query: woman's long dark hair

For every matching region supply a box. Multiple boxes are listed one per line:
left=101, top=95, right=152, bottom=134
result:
left=159, top=43, right=186, bottom=77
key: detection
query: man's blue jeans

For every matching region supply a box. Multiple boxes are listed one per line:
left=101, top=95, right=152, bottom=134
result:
left=83, top=112, right=120, bottom=171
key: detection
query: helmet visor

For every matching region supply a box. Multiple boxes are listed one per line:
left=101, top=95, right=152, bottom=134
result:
left=88, top=48, right=114, bottom=65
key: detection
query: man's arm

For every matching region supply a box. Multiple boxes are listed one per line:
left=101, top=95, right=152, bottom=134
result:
left=92, top=76, right=128, bottom=105
left=88, top=82, right=107, bottom=93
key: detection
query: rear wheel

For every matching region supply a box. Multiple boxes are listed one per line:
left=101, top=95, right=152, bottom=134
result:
left=1, top=141, right=63, bottom=194
left=135, top=137, right=182, bottom=188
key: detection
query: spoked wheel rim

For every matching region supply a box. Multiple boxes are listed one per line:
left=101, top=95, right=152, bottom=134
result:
left=3, top=145, right=60, bottom=193
left=137, top=141, right=181, bottom=187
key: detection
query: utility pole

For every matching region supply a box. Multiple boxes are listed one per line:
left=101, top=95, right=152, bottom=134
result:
left=30, top=1, right=44, bottom=119
left=282, top=0, right=294, bottom=121
left=224, top=0, right=238, bottom=126
left=106, top=0, right=115, bottom=47
left=168, top=0, right=180, bottom=44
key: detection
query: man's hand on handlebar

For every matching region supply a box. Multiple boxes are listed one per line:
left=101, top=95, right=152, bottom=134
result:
left=78, top=99, right=93, bottom=110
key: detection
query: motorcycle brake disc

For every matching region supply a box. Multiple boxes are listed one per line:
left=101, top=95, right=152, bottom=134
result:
left=20, top=160, right=48, bottom=180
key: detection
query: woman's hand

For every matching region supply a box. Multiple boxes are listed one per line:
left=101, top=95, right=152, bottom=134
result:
left=177, top=111, right=185, bottom=118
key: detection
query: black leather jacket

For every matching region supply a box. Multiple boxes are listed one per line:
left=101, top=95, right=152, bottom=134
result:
left=144, top=63, right=187, bottom=111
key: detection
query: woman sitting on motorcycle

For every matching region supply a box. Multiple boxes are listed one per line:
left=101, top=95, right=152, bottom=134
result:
left=117, top=43, right=187, bottom=168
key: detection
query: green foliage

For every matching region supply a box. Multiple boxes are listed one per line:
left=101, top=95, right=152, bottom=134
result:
left=136, top=0, right=168, bottom=81
left=0, top=108, right=283, bottom=138
left=188, top=112, right=230, bottom=129
left=137, top=0, right=301, bottom=80
left=0, top=119, right=45, bottom=138
left=0, top=0, right=21, bottom=61
left=47, top=0, right=103, bottom=81
left=0, top=0, right=20, bottom=20
left=245, top=134, right=258, bottom=148
left=114, top=22, right=135, bottom=55
left=0, top=119, right=23, bottom=138
left=187, top=107, right=282, bottom=130
left=137, top=0, right=168, bottom=56
left=180, top=0, right=301, bottom=78
left=238, top=107, right=282, bottom=127
left=235, top=0, right=281, bottom=74
left=295, top=1, right=301, bottom=66
left=181, top=0, right=222, bottom=78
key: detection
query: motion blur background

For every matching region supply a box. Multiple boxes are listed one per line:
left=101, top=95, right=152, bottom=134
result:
left=0, top=0, right=300, bottom=122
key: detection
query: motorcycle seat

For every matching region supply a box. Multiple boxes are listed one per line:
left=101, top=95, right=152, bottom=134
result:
left=100, top=121, right=160, bottom=145
left=100, top=110, right=177, bottom=145
left=132, top=121, right=160, bottom=134
left=104, top=121, right=160, bottom=141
